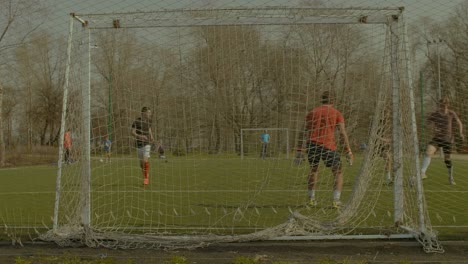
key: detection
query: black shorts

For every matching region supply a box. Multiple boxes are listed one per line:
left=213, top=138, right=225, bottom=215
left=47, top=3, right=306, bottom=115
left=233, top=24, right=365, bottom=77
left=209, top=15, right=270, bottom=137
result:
left=307, top=142, right=341, bottom=168
left=428, top=138, right=452, bottom=154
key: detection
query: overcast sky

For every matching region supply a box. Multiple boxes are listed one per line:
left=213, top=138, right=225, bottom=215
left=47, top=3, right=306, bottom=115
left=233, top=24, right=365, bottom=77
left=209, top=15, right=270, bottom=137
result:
left=39, top=0, right=464, bottom=44
left=0, top=0, right=462, bottom=42
left=1, top=0, right=465, bottom=73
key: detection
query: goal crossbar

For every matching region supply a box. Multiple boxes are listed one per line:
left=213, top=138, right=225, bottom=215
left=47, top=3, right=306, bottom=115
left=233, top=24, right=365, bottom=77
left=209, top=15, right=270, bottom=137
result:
left=72, top=7, right=403, bottom=29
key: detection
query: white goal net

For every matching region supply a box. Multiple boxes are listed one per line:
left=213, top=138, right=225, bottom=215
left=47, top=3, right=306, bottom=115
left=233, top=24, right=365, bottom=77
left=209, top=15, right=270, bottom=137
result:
left=42, top=7, right=442, bottom=252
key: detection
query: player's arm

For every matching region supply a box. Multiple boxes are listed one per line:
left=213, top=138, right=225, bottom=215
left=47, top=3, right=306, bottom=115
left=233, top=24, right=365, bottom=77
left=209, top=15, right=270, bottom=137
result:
left=453, top=111, right=465, bottom=142
left=338, top=122, right=351, bottom=153
left=149, top=127, right=155, bottom=143
left=131, top=126, right=147, bottom=141
left=131, top=127, right=138, bottom=138
left=296, top=122, right=308, bottom=151
left=338, top=121, right=354, bottom=165
left=294, top=121, right=309, bottom=165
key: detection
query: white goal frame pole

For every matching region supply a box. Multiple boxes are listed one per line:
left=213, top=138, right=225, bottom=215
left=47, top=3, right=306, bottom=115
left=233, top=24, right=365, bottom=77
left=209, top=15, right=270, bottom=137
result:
left=81, top=26, right=92, bottom=228
left=240, top=128, right=289, bottom=160
left=66, top=13, right=92, bottom=229
left=53, top=14, right=75, bottom=230
left=390, top=16, right=405, bottom=225
left=402, top=17, right=426, bottom=231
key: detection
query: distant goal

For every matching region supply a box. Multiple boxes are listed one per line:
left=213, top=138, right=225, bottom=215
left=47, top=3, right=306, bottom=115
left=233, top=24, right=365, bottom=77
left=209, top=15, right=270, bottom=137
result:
left=240, top=128, right=290, bottom=159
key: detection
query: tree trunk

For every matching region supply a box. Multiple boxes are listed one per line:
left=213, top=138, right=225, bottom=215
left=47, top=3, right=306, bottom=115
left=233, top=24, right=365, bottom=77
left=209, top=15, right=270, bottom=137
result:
left=0, top=83, right=5, bottom=166
left=40, top=120, right=49, bottom=145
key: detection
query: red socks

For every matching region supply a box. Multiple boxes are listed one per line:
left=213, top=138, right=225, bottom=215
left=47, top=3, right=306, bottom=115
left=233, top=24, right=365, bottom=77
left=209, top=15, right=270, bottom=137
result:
left=144, top=161, right=149, bottom=179
left=143, top=161, right=150, bottom=185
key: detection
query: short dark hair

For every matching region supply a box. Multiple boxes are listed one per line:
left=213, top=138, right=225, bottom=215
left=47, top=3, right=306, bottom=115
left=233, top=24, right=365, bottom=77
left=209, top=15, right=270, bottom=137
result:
left=141, top=106, right=150, bottom=113
left=321, top=91, right=336, bottom=104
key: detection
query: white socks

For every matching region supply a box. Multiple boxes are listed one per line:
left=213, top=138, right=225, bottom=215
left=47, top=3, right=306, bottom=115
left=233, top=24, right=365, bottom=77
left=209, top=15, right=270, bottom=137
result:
left=421, top=155, right=431, bottom=174
left=385, top=171, right=391, bottom=182
left=333, top=190, right=341, bottom=201
left=308, top=190, right=341, bottom=201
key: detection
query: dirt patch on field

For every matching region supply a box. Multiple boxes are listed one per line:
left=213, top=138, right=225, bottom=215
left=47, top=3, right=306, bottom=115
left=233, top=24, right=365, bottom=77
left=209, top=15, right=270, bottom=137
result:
left=0, top=240, right=467, bottom=263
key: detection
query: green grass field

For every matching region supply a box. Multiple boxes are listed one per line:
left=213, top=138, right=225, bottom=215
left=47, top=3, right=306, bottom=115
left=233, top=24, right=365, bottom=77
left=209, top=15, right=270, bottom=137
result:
left=0, top=153, right=467, bottom=241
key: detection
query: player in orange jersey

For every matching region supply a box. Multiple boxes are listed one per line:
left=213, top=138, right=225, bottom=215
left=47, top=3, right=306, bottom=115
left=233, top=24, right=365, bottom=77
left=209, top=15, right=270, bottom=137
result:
left=295, top=91, right=353, bottom=209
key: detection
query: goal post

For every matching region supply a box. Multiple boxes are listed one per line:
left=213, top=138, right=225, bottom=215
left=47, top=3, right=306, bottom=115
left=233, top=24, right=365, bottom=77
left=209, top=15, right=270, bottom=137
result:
left=240, top=128, right=289, bottom=160
left=42, top=7, right=443, bottom=253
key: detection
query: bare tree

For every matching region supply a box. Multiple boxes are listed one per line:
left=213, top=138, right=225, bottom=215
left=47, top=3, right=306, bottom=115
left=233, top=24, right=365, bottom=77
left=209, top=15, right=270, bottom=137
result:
left=0, top=0, right=43, bottom=51
left=0, top=82, right=4, bottom=166
left=15, top=32, right=66, bottom=145
left=0, top=0, right=44, bottom=166
left=188, top=25, right=269, bottom=153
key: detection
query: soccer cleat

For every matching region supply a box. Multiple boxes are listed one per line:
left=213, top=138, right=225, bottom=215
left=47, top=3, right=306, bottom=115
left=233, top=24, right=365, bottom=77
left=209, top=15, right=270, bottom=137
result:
left=308, top=198, right=317, bottom=207
left=449, top=178, right=456, bottom=185
left=332, top=200, right=342, bottom=209
left=421, top=173, right=428, bottom=180
left=143, top=178, right=149, bottom=185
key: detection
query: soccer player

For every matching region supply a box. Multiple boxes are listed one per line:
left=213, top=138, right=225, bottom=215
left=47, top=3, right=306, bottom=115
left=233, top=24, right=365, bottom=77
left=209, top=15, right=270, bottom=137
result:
left=63, top=129, right=72, bottom=164
left=103, top=135, right=112, bottom=163
left=294, top=91, right=353, bottom=209
left=377, top=106, right=393, bottom=185
left=131, top=107, right=154, bottom=185
left=156, top=139, right=166, bottom=159
left=421, top=97, right=464, bottom=185
left=259, top=130, right=270, bottom=159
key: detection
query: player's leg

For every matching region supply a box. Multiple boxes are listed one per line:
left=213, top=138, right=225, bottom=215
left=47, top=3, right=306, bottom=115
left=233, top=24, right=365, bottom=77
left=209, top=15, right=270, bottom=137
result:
left=306, top=143, right=320, bottom=206
left=64, top=148, right=70, bottom=164
left=383, top=149, right=392, bottom=184
left=137, top=147, right=147, bottom=184
left=307, top=166, right=319, bottom=206
left=137, top=147, right=144, bottom=170
left=159, top=148, right=166, bottom=159
left=421, top=141, right=437, bottom=179
left=442, top=142, right=455, bottom=185
left=142, top=145, right=151, bottom=185
left=64, top=149, right=68, bottom=164
left=260, top=143, right=266, bottom=159
left=158, top=146, right=163, bottom=158
left=326, top=150, right=342, bottom=208
left=105, top=147, right=111, bottom=163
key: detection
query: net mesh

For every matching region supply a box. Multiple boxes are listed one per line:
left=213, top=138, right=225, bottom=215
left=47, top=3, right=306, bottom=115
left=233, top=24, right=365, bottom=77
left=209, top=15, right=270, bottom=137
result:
left=36, top=7, right=443, bottom=252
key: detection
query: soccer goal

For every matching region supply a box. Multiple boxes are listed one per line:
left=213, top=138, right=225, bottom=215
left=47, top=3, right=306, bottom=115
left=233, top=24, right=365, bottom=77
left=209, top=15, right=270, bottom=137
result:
left=43, top=7, right=442, bottom=252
